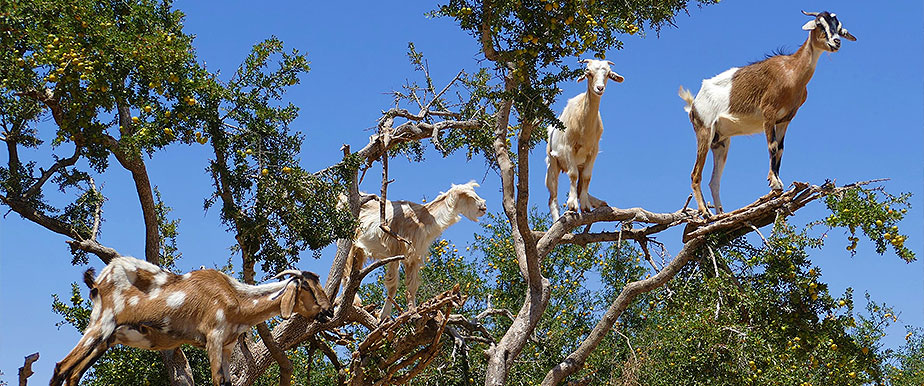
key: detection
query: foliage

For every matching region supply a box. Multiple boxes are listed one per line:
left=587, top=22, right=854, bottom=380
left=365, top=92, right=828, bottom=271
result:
left=338, top=192, right=918, bottom=385
left=818, top=186, right=914, bottom=262
left=432, top=0, right=719, bottom=146
left=202, top=37, right=354, bottom=277
left=0, top=0, right=212, bottom=265
left=886, top=327, right=924, bottom=385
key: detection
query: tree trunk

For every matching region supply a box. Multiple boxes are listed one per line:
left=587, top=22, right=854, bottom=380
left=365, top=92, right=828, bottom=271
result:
left=162, top=348, right=195, bottom=386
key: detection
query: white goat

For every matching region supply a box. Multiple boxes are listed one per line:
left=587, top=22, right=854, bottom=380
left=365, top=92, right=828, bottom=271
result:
left=546, top=59, right=624, bottom=221
left=343, top=181, right=486, bottom=321
left=51, top=257, right=332, bottom=386
left=679, top=11, right=856, bottom=216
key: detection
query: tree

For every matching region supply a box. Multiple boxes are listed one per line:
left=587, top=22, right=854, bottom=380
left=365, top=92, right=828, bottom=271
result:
left=3, top=0, right=919, bottom=385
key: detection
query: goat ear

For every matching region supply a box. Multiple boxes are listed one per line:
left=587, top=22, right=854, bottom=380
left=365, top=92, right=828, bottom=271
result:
left=465, top=180, right=480, bottom=188
left=576, top=74, right=586, bottom=83
left=279, top=280, right=299, bottom=319
left=839, top=28, right=857, bottom=41
left=608, top=71, right=624, bottom=83
left=801, top=19, right=817, bottom=31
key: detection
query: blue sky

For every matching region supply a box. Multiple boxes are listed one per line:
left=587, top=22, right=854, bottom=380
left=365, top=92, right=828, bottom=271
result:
left=2, top=0, right=921, bottom=382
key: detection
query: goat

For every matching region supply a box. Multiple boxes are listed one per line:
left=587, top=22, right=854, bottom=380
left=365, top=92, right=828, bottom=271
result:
left=546, top=59, right=624, bottom=221
left=51, top=256, right=332, bottom=386
left=679, top=11, right=856, bottom=216
left=343, top=181, right=486, bottom=321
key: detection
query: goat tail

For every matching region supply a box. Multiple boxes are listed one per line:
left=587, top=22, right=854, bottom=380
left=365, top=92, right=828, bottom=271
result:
left=83, top=268, right=97, bottom=289
left=678, top=86, right=694, bottom=113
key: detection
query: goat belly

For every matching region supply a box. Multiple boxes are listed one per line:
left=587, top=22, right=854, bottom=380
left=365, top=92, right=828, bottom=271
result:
left=716, top=113, right=764, bottom=137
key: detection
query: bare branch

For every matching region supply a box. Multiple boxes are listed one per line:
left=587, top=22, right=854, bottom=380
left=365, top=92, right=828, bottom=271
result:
left=255, top=323, right=292, bottom=386
left=18, top=352, right=39, bottom=386
left=22, top=146, right=81, bottom=199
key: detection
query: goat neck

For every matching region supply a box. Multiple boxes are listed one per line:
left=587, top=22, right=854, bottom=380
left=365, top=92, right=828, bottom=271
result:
left=577, top=91, right=603, bottom=135
left=790, top=28, right=826, bottom=85
left=229, top=279, right=291, bottom=325
left=423, top=194, right=463, bottom=236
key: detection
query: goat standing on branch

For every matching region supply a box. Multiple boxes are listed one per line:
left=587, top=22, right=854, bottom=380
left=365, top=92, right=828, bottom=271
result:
left=679, top=11, right=856, bottom=216
left=344, top=181, right=486, bottom=322
left=51, top=257, right=332, bottom=386
left=546, top=59, right=624, bottom=221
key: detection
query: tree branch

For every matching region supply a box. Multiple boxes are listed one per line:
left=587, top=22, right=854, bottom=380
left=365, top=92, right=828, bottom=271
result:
left=18, top=352, right=39, bottom=386
left=255, top=323, right=292, bottom=386
left=22, top=146, right=81, bottom=199
left=541, top=180, right=861, bottom=385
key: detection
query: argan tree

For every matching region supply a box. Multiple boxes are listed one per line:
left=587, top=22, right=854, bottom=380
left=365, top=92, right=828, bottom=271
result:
left=3, top=0, right=917, bottom=385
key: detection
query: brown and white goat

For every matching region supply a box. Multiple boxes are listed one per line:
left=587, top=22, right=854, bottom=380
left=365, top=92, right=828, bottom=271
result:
left=679, top=11, right=856, bottom=216
left=546, top=59, right=624, bottom=221
left=343, top=181, right=486, bottom=321
left=51, top=256, right=332, bottom=386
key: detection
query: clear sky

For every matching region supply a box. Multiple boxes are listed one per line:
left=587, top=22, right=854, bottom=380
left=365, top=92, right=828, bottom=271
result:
left=2, top=0, right=921, bottom=383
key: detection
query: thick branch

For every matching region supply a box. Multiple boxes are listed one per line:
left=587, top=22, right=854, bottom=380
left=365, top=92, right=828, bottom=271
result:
left=541, top=181, right=858, bottom=385
left=102, top=133, right=161, bottom=265
left=538, top=206, right=697, bottom=256
left=18, top=352, right=39, bottom=386
left=255, top=323, right=292, bottom=386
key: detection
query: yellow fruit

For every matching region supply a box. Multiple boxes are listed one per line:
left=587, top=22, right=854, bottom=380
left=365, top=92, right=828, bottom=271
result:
left=163, top=127, right=173, bottom=136
left=282, top=166, right=292, bottom=174
left=884, top=233, right=891, bottom=240
left=261, top=168, right=269, bottom=176
left=164, top=110, right=171, bottom=117
left=47, top=74, right=58, bottom=82
left=838, top=300, right=846, bottom=307
left=245, top=148, right=253, bottom=155
left=131, top=116, right=140, bottom=123
left=197, top=136, right=207, bottom=145
left=875, top=220, right=883, bottom=226
left=144, top=105, right=152, bottom=113
left=186, top=98, right=197, bottom=106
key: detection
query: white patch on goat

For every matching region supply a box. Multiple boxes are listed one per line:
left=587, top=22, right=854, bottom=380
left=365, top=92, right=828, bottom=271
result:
left=693, top=68, right=738, bottom=130
left=166, top=291, right=186, bottom=308
left=149, top=287, right=162, bottom=300
left=129, top=296, right=140, bottom=306
left=88, top=299, right=102, bottom=324
left=182, top=273, right=192, bottom=280
left=115, top=326, right=150, bottom=348
left=252, top=299, right=260, bottom=306
left=99, top=308, right=116, bottom=338
left=215, top=309, right=225, bottom=322
left=82, top=326, right=99, bottom=347
left=111, top=290, right=126, bottom=315
left=154, top=272, right=169, bottom=286
left=161, top=317, right=171, bottom=332
left=209, top=328, right=225, bottom=343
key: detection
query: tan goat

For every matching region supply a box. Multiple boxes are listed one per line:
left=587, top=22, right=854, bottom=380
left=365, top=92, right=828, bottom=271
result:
left=679, top=11, right=856, bottom=216
left=546, top=59, right=624, bottom=221
left=343, top=181, right=486, bottom=321
left=51, top=256, right=332, bottom=386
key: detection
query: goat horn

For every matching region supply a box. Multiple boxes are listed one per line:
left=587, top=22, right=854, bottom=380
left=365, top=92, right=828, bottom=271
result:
left=801, top=10, right=820, bottom=17
left=272, top=269, right=303, bottom=281
left=606, top=60, right=615, bottom=65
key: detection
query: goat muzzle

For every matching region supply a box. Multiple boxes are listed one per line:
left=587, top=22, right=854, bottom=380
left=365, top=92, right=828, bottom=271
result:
left=317, top=308, right=333, bottom=323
